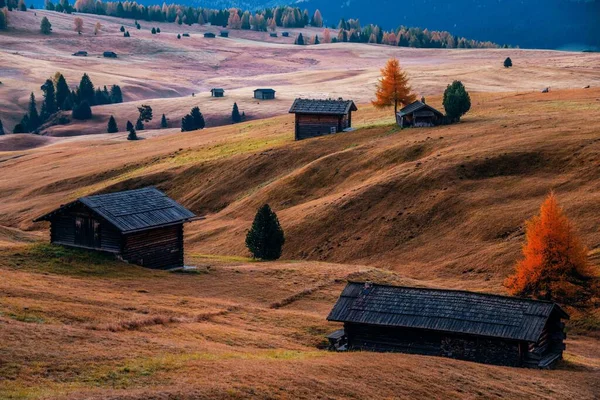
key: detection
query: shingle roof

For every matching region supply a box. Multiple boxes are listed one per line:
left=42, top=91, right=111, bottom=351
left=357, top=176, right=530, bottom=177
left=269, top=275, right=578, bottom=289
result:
left=398, top=101, right=444, bottom=117
left=327, top=282, right=568, bottom=342
left=254, top=88, right=276, bottom=93
left=289, top=99, right=358, bottom=115
left=34, top=187, right=195, bottom=233
left=211, top=88, right=224, bottom=92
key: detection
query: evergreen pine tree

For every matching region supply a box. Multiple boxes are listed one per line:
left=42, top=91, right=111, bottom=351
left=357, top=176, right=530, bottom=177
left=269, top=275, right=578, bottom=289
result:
left=72, top=100, right=92, bottom=120
left=443, top=80, right=471, bottom=122
left=0, top=119, right=4, bottom=135
left=110, top=85, right=123, bottom=103
left=18, top=0, right=26, bottom=11
left=181, top=114, right=194, bottom=132
left=295, top=32, right=304, bottom=45
left=40, top=16, right=52, bottom=34
left=107, top=115, right=118, bottom=133
left=314, top=35, right=319, bottom=45
left=231, top=102, right=241, bottom=123
left=78, top=73, right=95, bottom=105
left=40, top=79, right=57, bottom=120
left=151, top=27, right=156, bottom=34
left=27, top=92, right=40, bottom=131
left=245, top=204, right=285, bottom=260
left=504, top=57, right=513, bottom=68
left=177, top=33, right=181, bottom=39
left=127, top=124, right=137, bottom=140
left=0, top=9, right=7, bottom=30
left=160, top=113, right=168, bottom=128
left=137, top=104, right=153, bottom=123
left=120, top=25, right=124, bottom=32
left=55, top=74, right=70, bottom=110
left=156, top=27, right=160, bottom=33
left=190, top=106, right=205, bottom=129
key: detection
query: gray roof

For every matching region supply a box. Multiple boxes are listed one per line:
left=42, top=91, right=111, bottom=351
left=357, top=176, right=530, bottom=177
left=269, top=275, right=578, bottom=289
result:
left=327, top=282, right=568, bottom=342
left=254, top=88, right=276, bottom=93
left=34, top=187, right=195, bottom=233
left=211, top=88, right=224, bottom=92
left=398, top=101, right=444, bottom=117
left=289, top=99, right=358, bottom=115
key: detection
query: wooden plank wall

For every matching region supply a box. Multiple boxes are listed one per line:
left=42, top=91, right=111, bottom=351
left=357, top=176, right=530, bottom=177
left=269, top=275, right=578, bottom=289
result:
left=122, top=224, right=184, bottom=269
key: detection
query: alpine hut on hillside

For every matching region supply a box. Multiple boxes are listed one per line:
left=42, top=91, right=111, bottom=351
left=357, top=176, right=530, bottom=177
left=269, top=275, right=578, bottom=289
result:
left=327, top=282, right=569, bottom=368
left=211, top=88, right=225, bottom=97
left=204, top=32, right=216, bottom=38
left=289, top=98, right=357, bottom=141
left=254, top=88, right=276, bottom=100
left=103, top=51, right=118, bottom=58
left=220, top=30, right=229, bottom=37
left=396, top=100, right=444, bottom=128
left=33, top=187, right=196, bottom=269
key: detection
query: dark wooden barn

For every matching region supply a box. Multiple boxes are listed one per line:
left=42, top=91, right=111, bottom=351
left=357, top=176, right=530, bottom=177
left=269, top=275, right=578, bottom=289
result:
left=289, top=98, right=358, bottom=141
left=282, top=31, right=289, bottom=37
left=254, top=88, right=276, bottom=100
left=270, top=32, right=278, bottom=38
left=327, top=282, right=569, bottom=368
left=211, top=88, right=225, bottom=97
left=397, top=100, right=444, bottom=128
left=204, top=32, right=216, bottom=38
left=33, top=187, right=196, bottom=270
left=220, top=30, right=229, bottom=37
left=103, top=51, right=118, bottom=58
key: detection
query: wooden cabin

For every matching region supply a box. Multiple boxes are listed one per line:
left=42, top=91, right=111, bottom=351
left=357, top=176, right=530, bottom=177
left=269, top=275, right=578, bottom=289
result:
left=397, top=100, right=444, bottom=128
left=220, top=30, right=229, bottom=37
left=270, top=32, right=278, bottom=38
left=254, top=88, right=276, bottom=100
left=327, top=282, right=569, bottom=368
left=33, top=187, right=196, bottom=270
left=182, top=33, right=190, bottom=37
left=72, top=51, right=88, bottom=57
left=211, top=88, right=225, bottom=97
left=289, top=98, right=358, bottom=141
left=281, top=32, right=289, bottom=37
left=103, top=51, right=118, bottom=58
left=204, top=32, right=216, bottom=38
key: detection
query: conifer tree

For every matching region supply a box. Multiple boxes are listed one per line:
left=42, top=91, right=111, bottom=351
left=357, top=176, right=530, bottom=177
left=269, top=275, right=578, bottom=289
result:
left=160, top=113, right=168, bottom=128
left=135, top=118, right=144, bottom=130
left=120, top=25, right=124, bottom=32
left=74, top=17, right=83, bottom=34
left=107, top=115, right=118, bottom=133
left=181, top=114, right=194, bottom=131
left=443, top=80, right=471, bottom=122
left=311, top=9, right=323, bottom=27
left=40, top=79, right=57, bottom=119
left=110, top=85, right=123, bottom=103
left=0, top=8, right=7, bottom=30
left=295, top=32, right=304, bottom=45
left=190, top=106, right=205, bottom=129
left=27, top=92, right=40, bottom=131
left=0, top=119, right=4, bottom=135
left=245, top=204, right=285, bottom=260
left=372, top=58, right=416, bottom=114
left=72, top=100, right=92, bottom=120
left=55, top=73, right=70, bottom=109
left=127, top=122, right=137, bottom=140
left=40, top=16, right=52, bottom=34
left=505, top=193, right=597, bottom=305
left=151, top=27, right=156, bottom=34
left=314, top=35, right=319, bottom=45
left=137, top=104, right=153, bottom=123
left=231, top=102, right=241, bottom=123
left=18, top=0, right=26, bottom=11
left=504, top=57, right=513, bottom=68
left=78, top=73, right=95, bottom=105
left=156, top=27, right=160, bottom=33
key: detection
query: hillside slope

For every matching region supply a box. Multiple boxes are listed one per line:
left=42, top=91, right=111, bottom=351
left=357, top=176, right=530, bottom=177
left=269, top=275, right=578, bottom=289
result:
left=1, top=89, right=599, bottom=292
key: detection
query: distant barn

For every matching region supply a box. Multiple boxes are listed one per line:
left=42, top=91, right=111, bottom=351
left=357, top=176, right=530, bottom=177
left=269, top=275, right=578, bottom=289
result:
left=220, top=30, right=229, bottom=37
left=182, top=33, right=190, bottom=37
left=33, top=187, right=196, bottom=269
left=103, top=51, right=117, bottom=58
left=254, top=88, right=276, bottom=100
left=211, top=88, right=224, bottom=97
left=327, top=282, right=569, bottom=368
left=204, top=32, right=216, bottom=38
left=270, top=32, right=278, bottom=38
left=289, top=98, right=357, bottom=141
left=281, top=31, right=289, bottom=37
left=72, top=51, right=88, bottom=57
left=396, top=100, right=444, bottom=128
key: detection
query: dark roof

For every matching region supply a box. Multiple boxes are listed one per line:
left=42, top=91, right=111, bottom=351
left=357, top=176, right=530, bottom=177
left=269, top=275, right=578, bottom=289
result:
left=398, top=101, right=444, bottom=117
left=327, top=282, right=569, bottom=342
left=254, top=88, right=276, bottom=93
left=204, top=32, right=216, bottom=37
left=289, top=98, right=358, bottom=115
left=211, top=88, right=224, bottom=93
left=34, top=187, right=195, bottom=233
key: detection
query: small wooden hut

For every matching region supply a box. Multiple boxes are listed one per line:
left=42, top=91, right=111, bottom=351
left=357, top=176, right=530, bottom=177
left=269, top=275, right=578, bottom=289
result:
left=396, top=100, right=444, bottom=128
left=103, top=51, right=118, bottom=58
left=254, top=88, right=276, bottom=100
left=327, top=282, right=569, bottom=368
left=33, top=187, right=196, bottom=269
left=220, top=30, right=229, bottom=37
left=211, top=88, right=225, bottom=97
left=289, top=98, right=357, bottom=141
left=204, top=32, right=216, bottom=38
left=281, top=31, right=289, bottom=37
left=270, top=32, right=278, bottom=38
left=72, top=51, right=88, bottom=57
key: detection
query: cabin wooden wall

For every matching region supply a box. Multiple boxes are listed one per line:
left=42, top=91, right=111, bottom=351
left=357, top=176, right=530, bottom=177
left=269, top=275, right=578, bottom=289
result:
left=255, top=92, right=275, bottom=100
left=345, top=323, right=523, bottom=367
left=121, top=224, right=184, bottom=269
left=295, top=112, right=353, bottom=140
left=50, top=206, right=121, bottom=253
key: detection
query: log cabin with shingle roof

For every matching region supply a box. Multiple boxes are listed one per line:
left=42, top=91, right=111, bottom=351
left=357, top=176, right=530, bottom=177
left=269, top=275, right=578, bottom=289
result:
left=289, top=98, right=358, bottom=140
left=33, top=187, right=196, bottom=269
left=397, top=100, right=444, bottom=128
left=327, top=282, right=569, bottom=368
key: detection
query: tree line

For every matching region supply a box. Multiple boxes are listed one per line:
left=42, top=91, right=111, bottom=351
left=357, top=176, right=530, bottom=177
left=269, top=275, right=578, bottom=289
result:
left=12, top=72, right=123, bottom=133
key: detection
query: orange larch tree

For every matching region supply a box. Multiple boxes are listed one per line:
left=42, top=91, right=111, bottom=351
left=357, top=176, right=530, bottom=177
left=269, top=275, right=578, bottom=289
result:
left=372, top=58, right=416, bottom=115
left=505, top=192, right=597, bottom=306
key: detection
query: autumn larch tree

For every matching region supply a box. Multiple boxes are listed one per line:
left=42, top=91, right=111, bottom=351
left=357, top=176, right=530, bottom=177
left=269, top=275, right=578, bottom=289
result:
left=311, top=9, right=323, bottom=27
left=372, top=58, right=416, bottom=115
left=74, top=17, right=83, bottom=34
left=245, top=204, right=285, bottom=260
left=505, top=192, right=597, bottom=306
left=40, top=16, right=52, bottom=34
left=94, top=21, right=101, bottom=35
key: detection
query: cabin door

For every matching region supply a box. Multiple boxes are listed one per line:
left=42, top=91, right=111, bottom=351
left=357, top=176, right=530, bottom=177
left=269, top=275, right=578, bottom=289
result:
left=74, top=217, right=101, bottom=248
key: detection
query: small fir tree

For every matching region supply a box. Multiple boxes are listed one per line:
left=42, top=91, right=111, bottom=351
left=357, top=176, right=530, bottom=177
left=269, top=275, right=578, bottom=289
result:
left=504, top=57, right=513, bottom=68
left=137, top=104, right=153, bottom=123
left=107, top=115, right=118, bottom=133
left=27, top=92, right=40, bottom=131
left=181, top=114, right=194, bottom=131
left=110, top=85, right=123, bottom=103
left=126, top=120, right=137, bottom=140
left=443, top=80, right=471, bottom=122
left=40, top=16, right=52, bottom=34
left=78, top=73, right=95, bottom=105
left=151, top=27, right=156, bottom=34
left=0, top=119, right=4, bottom=135
left=156, top=27, right=160, bottom=33
left=40, top=79, right=57, bottom=120
left=55, top=73, right=70, bottom=110
left=231, top=102, right=241, bottom=123
left=120, top=25, right=124, bottom=32
left=71, top=100, right=92, bottom=120
left=245, top=204, right=285, bottom=260
left=160, top=113, right=168, bottom=128
left=295, top=33, right=304, bottom=45
left=190, top=106, right=205, bottom=129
